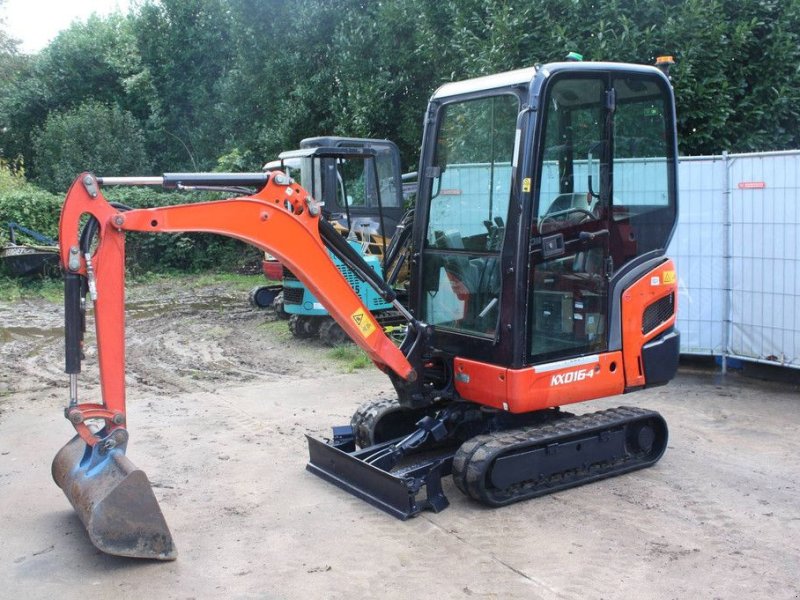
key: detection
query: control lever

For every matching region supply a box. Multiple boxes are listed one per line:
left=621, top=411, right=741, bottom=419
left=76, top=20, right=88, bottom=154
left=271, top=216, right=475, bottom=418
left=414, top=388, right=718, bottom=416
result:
left=578, top=229, right=609, bottom=242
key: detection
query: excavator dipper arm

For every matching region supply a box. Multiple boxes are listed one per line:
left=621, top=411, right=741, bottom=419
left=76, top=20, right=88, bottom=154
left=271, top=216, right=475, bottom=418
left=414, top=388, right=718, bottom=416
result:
left=53, top=171, right=415, bottom=559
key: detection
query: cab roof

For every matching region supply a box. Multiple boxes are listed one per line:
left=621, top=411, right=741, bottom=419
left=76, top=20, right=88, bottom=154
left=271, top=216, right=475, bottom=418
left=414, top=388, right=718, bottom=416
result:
left=431, top=62, right=667, bottom=101
left=432, top=66, right=537, bottom=100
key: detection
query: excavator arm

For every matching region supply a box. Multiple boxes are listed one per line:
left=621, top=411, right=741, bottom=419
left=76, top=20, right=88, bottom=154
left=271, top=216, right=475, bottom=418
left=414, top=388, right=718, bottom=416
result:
left=53, top=171, right=416, bottom=559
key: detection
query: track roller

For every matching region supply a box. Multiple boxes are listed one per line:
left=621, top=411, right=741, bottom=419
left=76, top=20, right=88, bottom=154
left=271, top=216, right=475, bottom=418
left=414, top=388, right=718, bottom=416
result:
left=288, top=314, right=321, bottom=339
left=350, top=397, right=436, bottom=448
left=319, top=318, right=349, bottom=346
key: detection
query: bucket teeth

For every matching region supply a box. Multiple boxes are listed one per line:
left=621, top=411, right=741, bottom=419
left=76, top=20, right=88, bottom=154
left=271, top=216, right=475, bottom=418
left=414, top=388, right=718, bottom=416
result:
left=52, top=435, right=177, bottom=560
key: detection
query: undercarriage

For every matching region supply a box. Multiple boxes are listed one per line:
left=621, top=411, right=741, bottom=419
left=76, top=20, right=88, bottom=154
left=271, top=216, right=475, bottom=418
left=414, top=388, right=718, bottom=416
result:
left=307, top=398, right=668, bottom=519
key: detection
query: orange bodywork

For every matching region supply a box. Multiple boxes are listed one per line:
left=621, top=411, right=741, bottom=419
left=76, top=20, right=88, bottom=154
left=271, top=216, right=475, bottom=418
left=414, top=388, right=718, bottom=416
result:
left=620, top=259, right=678, bottom=388
left=453, top=353, right=625, bottom=413
left=453, top=260, right=678, bottom=412
left=58, top=173, right=414, bottom=445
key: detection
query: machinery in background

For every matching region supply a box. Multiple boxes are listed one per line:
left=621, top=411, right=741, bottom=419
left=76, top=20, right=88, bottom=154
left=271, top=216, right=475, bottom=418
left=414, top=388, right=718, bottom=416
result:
left=1, top=222, right=59, bottom=276
left=254, top=138, right=414, bottom=345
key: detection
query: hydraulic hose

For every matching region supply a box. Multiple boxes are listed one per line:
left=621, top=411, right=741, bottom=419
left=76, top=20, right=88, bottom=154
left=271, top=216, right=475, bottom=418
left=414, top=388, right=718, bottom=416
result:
left=318, top=218, right=397, bottom=303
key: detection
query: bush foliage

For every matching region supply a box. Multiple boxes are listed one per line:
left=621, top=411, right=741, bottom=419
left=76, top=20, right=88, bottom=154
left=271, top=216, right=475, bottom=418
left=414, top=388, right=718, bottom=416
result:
left=32, top=101, right=151, bottom=194
left=0, top=169, right=261, bottom=273
left=95, top=187, right=262, bottom=274
left=0, top=163, right=61, bottom=245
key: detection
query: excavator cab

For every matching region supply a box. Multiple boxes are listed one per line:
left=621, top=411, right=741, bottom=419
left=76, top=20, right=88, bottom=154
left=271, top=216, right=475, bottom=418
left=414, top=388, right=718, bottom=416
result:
left=414, top=63, right=677, bottom=385
left=296, top=136, right=405, bottom=237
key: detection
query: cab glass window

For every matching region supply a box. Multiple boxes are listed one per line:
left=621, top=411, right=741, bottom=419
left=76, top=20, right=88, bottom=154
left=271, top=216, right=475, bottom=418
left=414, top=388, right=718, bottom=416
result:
left=421, top=94, right=519, bottom=336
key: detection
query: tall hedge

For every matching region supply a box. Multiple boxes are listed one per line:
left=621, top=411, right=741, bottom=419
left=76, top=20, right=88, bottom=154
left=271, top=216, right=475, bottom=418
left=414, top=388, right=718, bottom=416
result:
left=32, top=102, right=151, bottom=194
left=1, top=0, right=799, bottom=274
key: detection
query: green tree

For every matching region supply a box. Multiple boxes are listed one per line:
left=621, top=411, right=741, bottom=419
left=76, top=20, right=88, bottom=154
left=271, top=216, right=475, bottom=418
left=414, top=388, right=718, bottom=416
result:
left=134, top=0, right=237, bottom=171
left=0, top=0, right=28, bottom=159
left=32, top=101, right=151, bottom=193
left=0, top=0, right=21, bottom=82
left=213, top=0, right=298, bottom=167
left=4, top=0, right=800, bottom=180
left=328, top=0, right=452, bottom=167
left=221, top=0, right=358, bottom=165
left=0, top=13, right=155, bottom=173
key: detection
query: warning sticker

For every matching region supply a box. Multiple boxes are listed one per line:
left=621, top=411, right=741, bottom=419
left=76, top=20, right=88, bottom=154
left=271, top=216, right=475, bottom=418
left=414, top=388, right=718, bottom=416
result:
left=351, top=308, right=377, bottom=338
left=663, top=270, right=676, bottom=284
left=522, top=178, right=532, bottom=193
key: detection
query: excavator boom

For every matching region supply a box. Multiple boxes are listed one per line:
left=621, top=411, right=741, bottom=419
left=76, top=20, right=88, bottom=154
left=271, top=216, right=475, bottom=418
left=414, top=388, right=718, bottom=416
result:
left=54, top=171, right=415, bottom=559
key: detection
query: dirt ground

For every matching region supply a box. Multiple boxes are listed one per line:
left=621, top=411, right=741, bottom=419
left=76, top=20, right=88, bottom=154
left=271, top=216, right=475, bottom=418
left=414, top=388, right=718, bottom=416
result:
left=1, top=278, right=798, bottom=600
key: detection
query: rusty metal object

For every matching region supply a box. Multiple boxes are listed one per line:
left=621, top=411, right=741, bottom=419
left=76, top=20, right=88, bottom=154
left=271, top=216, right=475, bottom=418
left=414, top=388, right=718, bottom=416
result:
left=52, top=435, right=176, bottom=560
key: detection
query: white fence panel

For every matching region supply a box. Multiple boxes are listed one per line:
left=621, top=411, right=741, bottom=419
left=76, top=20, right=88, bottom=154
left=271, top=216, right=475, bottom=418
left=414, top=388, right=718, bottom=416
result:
left=670, top=156, right=728, bottom=356
left=728, top=152, right=800, bottom=368
left=670, top=150, right=800, bottom=369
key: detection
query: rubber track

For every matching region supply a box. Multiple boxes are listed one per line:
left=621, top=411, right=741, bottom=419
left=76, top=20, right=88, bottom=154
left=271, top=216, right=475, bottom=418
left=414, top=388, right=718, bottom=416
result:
left=350, top=397, right=418, bottom=449
left=451, top=406, right=667, bottom=506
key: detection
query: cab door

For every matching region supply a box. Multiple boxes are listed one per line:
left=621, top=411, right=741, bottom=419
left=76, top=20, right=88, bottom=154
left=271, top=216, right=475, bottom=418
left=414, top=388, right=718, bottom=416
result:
left=528, top=75, right=612, bottom=363
left=527, top=69, right=678, bottom=366
left=418, top=93, right=521, bottom=354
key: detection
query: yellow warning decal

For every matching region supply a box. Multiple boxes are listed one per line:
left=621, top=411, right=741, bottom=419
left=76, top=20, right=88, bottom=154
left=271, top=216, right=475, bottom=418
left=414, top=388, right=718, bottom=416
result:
left=662, top=270, right=676, bottom=284
left=351, top=308, right=377, bottom=338
left=522, top=178, right=532, bottom=193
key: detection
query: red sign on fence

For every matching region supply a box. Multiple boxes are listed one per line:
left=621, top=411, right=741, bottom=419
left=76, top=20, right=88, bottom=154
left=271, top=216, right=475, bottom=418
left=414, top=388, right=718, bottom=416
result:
left=737, top=181, right=766, bottom=189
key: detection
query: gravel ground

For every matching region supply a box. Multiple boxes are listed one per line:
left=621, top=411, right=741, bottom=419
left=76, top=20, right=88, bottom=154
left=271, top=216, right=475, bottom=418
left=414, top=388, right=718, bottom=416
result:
left=1, top=279, right=798, bottom=599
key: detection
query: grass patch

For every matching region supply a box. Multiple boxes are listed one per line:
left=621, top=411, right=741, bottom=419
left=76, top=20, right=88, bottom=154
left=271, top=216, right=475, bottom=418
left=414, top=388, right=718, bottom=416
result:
left=128, top=270, right=262, bottom=291
left=0, top=274, right=63, bottom=302
left=192, top=272, right=263, bottom=291
left=326, top=345, right=371, bottom=373
left=257, top=319, right=293, bottom=340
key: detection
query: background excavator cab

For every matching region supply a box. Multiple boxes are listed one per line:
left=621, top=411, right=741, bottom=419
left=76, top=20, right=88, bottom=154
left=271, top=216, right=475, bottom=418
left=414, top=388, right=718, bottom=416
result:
left=285, top=136, right=405, bottom=237
left=255, top=137, right=408, bottom=314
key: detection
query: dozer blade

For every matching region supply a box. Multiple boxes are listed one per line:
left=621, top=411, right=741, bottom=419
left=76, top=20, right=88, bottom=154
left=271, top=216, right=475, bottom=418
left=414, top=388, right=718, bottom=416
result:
left=306, top=433, right=452, bottom=520
left=52, top=435, right=176, bottom=560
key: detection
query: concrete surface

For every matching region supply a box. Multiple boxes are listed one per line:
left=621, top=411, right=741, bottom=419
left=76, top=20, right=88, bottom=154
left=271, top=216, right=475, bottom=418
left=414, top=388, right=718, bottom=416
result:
left=2, top=366, right=799, bottom=600
left=1, top=284, right=798, bottom=599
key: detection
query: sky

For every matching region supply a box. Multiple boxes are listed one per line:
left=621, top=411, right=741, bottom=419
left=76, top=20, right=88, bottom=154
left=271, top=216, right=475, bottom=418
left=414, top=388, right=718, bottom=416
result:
left=2, top=0, right=131, bottom=53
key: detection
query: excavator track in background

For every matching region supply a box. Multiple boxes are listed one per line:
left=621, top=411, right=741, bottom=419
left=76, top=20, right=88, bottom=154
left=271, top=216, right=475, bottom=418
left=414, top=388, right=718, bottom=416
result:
left=289, top=304, right=408, bottom=346
left=452, top=406, right=668, bottom=507
left=350, top=396, right=437, bottom=449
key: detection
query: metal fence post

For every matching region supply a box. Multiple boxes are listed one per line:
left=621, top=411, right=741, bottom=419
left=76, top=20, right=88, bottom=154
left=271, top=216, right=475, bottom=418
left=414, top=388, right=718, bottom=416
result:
left=722, top=150, right=732, bottom=374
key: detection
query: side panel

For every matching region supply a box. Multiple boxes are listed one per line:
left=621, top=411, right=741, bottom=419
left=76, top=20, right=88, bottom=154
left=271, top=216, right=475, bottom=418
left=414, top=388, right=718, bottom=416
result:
left=620, top=259, right=678, bottom=388
left=454, top=352, right=625, bottom=413
left=453, top=253, right=678, bottom=411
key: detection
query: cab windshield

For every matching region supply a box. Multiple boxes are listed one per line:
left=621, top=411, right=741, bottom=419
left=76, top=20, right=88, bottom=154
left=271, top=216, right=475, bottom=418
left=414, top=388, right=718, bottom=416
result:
left=421, top=94, right=519, bottom=336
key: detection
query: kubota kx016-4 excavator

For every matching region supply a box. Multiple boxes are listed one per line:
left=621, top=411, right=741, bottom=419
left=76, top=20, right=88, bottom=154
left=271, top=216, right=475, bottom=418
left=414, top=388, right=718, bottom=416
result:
left=53, top=58, right=679, bottom=560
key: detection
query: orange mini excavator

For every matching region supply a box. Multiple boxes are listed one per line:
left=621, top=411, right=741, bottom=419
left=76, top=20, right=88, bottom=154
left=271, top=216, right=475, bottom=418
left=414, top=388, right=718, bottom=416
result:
left=53, top=58, right=680, bottom=560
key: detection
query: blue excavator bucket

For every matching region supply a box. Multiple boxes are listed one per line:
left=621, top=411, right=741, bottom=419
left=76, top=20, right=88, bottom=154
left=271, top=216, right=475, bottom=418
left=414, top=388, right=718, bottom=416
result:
left=52, top=435, right=176, bottom=560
